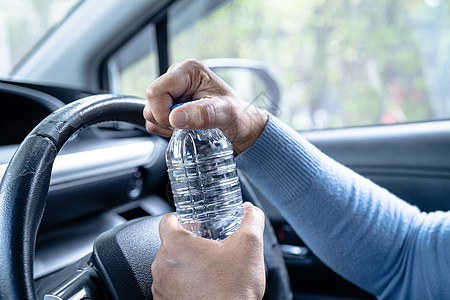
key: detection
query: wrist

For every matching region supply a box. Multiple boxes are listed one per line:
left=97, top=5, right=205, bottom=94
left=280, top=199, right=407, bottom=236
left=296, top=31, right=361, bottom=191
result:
left=233, top=109, right=268, bottom=154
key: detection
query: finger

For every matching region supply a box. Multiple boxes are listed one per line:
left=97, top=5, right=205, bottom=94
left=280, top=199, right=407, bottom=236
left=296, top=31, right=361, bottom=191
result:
left=159, top=212, right=179, bottom=238
left=145, top=121, right=173, bottom=137
left=233, top=202, right=265, bottom=239
left=146, top=73, right=178, bottom=127
left=144, top=105, right=166, bottom=127
left=167, top=62, right=180, bottom=72
left=158, top=212, right=191, bottom=241
left=144, top=105, right=173, bottom=129
left=143, top=104, right=174, bottom=136
left=146, top=61, right=200, bottom=126
left=168, top=97, right=237, bottom=129
left=143, top=104, right=152, bottom=121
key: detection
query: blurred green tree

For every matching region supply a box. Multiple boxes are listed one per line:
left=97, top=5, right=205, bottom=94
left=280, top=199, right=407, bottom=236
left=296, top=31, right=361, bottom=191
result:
left=167, top=0, right=448, bottom=130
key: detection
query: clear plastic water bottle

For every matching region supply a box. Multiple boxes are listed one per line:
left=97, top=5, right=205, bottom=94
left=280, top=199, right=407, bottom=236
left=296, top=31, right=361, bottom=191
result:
left=166, top=124, right=244, bottom=240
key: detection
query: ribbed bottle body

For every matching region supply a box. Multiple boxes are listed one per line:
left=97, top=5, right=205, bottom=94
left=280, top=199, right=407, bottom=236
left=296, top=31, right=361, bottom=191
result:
left=166, top=128, right=243, bottom=240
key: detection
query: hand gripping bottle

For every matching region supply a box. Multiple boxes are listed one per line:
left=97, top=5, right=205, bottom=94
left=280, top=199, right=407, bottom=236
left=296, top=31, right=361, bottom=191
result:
left=165, top=103, right=244, bottom=240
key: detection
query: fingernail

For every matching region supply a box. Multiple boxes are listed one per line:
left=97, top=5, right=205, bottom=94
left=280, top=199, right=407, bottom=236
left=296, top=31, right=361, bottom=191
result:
left=171, top=110, right=188, bottom=128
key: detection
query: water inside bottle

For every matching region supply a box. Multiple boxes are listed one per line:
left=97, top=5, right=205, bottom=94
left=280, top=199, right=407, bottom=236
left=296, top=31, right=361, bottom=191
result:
left=166, top=128, right=244, bottom=240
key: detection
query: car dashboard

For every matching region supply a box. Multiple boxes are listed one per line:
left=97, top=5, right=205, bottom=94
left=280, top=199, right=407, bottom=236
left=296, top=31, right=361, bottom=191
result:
left=2, top=78, right=450, bottom=299
left=0, top=80, right=173, bottom=280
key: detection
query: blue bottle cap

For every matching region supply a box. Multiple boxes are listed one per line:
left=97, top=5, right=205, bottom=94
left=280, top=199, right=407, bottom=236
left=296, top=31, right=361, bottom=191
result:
left=171, top=100, right=199, bottom=111
left=171, top=102, right=185, bottom=111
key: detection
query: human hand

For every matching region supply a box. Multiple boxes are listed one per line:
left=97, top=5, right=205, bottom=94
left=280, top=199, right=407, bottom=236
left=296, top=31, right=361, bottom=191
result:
left=144, top=59, right=268, bottom=153
left=151, top=202, right=266, bottom=300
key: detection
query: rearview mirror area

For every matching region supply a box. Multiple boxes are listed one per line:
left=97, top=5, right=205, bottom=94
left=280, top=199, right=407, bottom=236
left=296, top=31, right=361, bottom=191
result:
left=203, top=58, right=280, bottom=116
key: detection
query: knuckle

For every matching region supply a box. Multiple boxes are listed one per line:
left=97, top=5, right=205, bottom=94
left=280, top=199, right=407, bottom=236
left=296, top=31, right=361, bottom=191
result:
left=143, top=103, right=150, bottom=113
left=151, top=255, right=169, bottom=284
left=143, top=109, right=149, bottom=120
left=183, top=58, right=201, bottom=67
left=181, top=59, right=210, bottom=74
left=240, top=229, right=263, bottom=247
left=168, top=62, right=180, bottom=71
left=151, top=256, right=162, bottom=274
left=151, top=283, right=163, bottom=299
left=146, top=86, right=156, bottom=99
left=146, top=84, right=165, bottom=101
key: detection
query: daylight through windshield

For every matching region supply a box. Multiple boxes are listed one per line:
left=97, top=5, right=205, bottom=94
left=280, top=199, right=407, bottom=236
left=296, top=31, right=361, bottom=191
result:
left=0, top=0, right=80, bottom=79
left=167, top=0, right=450, bottom=130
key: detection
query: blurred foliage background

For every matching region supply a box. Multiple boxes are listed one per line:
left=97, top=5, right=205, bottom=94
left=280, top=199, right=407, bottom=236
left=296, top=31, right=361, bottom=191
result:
left=167, top=0, right=450, bottom=130
left=1, top=0, right=449, bottom=131
left=0, top=0, right=79, bottom=77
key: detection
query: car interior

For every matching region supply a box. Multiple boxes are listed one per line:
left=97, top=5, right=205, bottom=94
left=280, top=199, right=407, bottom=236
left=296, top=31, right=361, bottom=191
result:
left=0, top=0, right=449, bottom=299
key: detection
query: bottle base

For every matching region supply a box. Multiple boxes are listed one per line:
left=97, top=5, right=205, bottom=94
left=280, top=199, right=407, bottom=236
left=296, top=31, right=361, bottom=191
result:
left=179, top=209, right=243, bottom=240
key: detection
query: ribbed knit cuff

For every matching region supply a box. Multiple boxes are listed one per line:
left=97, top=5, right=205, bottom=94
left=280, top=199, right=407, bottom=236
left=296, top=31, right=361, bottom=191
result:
left=236, top=115, right=322, bottom=202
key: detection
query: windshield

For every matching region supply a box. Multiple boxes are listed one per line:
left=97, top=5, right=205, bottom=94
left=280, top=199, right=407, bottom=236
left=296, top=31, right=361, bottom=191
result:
left=0, top=0, right=81, bottom=79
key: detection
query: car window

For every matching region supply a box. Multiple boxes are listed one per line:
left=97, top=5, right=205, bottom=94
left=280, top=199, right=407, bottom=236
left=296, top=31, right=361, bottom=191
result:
left=0, top=0, right=81, bottom=79
left=168, top=0, right=450, bottom=130
left=108, top=23, right=159, bottom=97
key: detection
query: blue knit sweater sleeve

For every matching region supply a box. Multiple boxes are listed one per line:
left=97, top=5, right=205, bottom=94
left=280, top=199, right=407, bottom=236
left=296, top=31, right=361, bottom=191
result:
left=236, top=116, right=450, bottom=299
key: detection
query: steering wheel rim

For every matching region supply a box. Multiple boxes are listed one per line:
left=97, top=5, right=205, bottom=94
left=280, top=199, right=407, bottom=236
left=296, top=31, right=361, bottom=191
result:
left=0, top=94, right=292, bottom=299
left=0, top=94, right=147, bottom=299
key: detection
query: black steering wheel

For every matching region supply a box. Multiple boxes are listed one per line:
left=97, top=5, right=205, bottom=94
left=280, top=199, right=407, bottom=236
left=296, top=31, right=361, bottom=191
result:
left=0, top=95, right=291, bottom=299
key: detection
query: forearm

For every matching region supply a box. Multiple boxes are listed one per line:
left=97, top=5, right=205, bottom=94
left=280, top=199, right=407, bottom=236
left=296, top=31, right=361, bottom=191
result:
left=236, top=116, right=450, bottom=298
left=144, top=58, right=450, bottom=298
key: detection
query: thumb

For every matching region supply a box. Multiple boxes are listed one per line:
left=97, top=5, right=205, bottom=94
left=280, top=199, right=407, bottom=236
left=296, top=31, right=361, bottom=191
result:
left=233, top=202, right=265, bottom=240
left=158, top=212, right=189, bottom=241
left=168, top=98, right=237, bottom=130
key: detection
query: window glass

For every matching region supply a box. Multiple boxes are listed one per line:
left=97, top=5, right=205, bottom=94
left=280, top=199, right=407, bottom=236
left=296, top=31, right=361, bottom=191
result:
left=109, top=24, right=158, bottom=98
left=169, top=0, right=450, bottom=130
left=0, top=0, right=81, bottom=78
left=119, top=52, right=158, bottom=98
